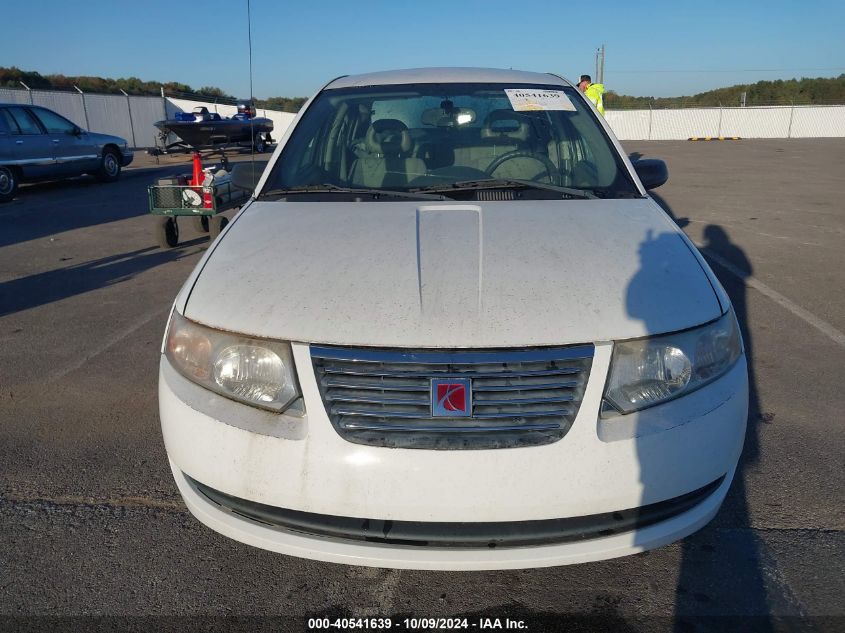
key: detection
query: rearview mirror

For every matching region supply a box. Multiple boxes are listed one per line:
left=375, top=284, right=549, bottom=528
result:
left=231, top=161, right=268, bottom=192
left=421, top=107, right=476, bottom=127
left=632, top=158, right=668, bottom=190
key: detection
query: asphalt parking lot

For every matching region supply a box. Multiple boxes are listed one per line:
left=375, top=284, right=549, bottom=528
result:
left=1, top=140, right=843, bottom=632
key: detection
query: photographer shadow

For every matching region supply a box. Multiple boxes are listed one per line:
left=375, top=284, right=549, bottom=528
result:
left=629, top=193, right=772, bottom=631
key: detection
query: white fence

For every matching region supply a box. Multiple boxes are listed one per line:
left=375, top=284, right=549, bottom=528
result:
left=605, top=105, right=845, bottom=140
left=0, top=86, right=295, bottom=148
left=3, top=85, right=844, bottom=143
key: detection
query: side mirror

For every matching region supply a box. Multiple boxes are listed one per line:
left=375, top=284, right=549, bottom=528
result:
left=632, top=158, right=668, bottom=190
left=230, top=161, right=268, bottom=192
left=68, top=126, right=83, bottom=136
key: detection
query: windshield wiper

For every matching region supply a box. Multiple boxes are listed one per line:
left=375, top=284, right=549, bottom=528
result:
left=259, top=183, right=452, bottom=201
left=410, top=179, right=597, bottom=199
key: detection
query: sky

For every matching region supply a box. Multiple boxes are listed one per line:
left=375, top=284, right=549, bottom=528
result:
left=2, top=0, right=843, bottom=99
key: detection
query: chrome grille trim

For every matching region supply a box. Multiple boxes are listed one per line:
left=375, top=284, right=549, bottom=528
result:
left=472, top=381, right=578, bottom=391
left=474, top=395, right=575, bottom=405
left=322, top=379, right=431, bottom=391
left=321, top=367, right=581, bottom=378
left=327, top=394, right=430, bottom=405
left=333, top=408, right=573, bottom=419
left=311, top=345, right=594, bottom=450
left=311, top=345, right=593, bottom=364
left=340, top=422, right=563, bottom=433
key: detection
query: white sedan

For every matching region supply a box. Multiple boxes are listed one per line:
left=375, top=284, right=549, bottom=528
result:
left=159, top=67, right=748, bottom=570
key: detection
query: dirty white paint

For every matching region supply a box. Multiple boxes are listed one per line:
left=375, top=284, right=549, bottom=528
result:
left=183, top=198, right=722, bottom=348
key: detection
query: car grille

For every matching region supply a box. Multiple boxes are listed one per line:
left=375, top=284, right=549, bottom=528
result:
left=310, top=345, right=594, bottom=449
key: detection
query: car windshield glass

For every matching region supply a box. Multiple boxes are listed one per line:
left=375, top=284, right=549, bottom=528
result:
left=262, top=82, right=638, bottom=199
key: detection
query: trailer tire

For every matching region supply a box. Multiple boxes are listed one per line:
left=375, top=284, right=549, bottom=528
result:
left=209, top=215, right=229, bottom=240
left=193, top=215, right=210, bottom=233
left=156, top=217, right=179, bottom=248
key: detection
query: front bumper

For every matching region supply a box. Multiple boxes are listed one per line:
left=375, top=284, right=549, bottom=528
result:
left=171, top=460, right=734, bottom=570
left=160, top=341, right=748, bottom=569
left=120, top=150, right=134, bottom=167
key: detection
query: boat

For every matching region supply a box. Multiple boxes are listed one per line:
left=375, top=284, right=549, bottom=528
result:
left=154, top=103, right=274, bottom=152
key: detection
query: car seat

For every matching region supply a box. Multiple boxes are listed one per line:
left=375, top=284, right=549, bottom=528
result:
left=470, top=110, right=551, bottom=181
left=349, top=119, right=427, bottom=188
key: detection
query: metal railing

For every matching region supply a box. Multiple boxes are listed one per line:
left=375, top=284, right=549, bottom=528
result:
left=0, top=85, right=167, bottom=148
left=0, top=85, right=294, bottom=149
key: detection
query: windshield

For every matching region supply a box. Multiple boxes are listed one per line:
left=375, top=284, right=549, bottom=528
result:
left=262, top=82, right=639, bottom=199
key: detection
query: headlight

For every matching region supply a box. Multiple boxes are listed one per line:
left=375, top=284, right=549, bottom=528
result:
left=165, top=312, right=300, bottom=412
left=603, top=310, right=742, bottom=415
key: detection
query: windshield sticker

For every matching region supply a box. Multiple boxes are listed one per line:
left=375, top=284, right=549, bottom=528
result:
left=505, top=89, right=576, bottom=112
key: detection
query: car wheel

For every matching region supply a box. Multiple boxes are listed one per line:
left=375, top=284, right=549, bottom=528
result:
left=156, top=217, right=179, bottom=248
left=96, top=148, right=122, bottom=182
left=193, top=215, right=210, bottom=233
left=209, top=215, right=229, bottom=240
left=0, top=166, right=19, bottom=203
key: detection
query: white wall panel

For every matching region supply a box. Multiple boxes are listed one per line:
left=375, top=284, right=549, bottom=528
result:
left=604, top=109, right=650, bottom=141
left=3, top=87, right=844, bottom=145
left=605, top=105, right=845, bottom=140
left=650, top=109, right=721, bottom=140
left=790, top=106, right=845, bottom=138
left=83, top=93, right=135, bottom=142
left=0, top=87, right=32, bottom=105
left=127, top=96, right=168, bottom=148
left=720, top=107, right=791, bottom=138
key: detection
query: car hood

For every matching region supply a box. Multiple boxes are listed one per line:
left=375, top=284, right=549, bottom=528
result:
left=184, top=198, right=722, bottom=347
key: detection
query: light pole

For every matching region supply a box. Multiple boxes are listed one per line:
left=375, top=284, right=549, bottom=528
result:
left=595, top=45, right=605, bottom=84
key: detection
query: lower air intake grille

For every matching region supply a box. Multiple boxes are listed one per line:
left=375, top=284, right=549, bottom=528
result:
left=311, top=345, right=594, bottom=450
left=191, top=475, right=724, bottom=548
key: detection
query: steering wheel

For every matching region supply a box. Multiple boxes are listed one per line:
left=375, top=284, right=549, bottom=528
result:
left=484, top=150, right=558, bottom=183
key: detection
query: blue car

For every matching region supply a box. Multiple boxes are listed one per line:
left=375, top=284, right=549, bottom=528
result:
left=0, top=103, right=134, bottom=202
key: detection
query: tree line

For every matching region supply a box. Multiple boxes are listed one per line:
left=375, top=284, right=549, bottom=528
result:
left=0, top=67, right=307, bottom=113
left=604, top=74, right=845, bottom=109
left=3, top=66, right=844, bottom=112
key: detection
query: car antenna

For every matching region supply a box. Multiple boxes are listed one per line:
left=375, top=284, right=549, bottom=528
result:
left=247, top=0, right=255, bottom=175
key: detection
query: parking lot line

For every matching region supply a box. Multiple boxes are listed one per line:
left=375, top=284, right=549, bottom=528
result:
left=701, top=247, right=845, bottom=347
left=46, top=304, right=171, bottom=382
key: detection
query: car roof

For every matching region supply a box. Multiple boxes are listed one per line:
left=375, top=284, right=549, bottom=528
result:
left=326, top=67, right=571, bottom=90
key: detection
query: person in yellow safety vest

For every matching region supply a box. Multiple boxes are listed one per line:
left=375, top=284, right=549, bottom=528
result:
left=577, top=74, right=606, bottom=116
